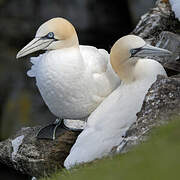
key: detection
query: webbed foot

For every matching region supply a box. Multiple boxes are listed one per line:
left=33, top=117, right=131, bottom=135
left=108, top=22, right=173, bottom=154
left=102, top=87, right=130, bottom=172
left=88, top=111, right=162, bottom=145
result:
left=36, top=119, right=83, bottom=140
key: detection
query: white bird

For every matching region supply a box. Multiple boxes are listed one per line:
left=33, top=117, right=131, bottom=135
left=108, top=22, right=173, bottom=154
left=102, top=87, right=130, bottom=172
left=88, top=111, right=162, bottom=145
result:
left=64, top=35, right=171, bottom=169
left=169, top=0, right=180, bottom=21
left=16, top=17, right=120, bottom=139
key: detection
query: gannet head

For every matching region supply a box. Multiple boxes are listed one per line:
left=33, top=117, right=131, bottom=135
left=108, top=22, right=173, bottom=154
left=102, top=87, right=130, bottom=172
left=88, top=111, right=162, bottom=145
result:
left=110, top=35, right=172, bottom=82
left=16, top=17, right=79, bottom=59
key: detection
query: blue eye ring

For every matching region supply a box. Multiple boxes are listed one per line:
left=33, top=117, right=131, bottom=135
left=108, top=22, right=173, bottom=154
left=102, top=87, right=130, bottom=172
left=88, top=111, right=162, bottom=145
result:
left=47, top=32, right=54, bottom=39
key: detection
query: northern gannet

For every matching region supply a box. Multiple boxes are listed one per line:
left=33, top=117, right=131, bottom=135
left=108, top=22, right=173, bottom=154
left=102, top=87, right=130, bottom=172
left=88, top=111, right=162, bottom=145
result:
left=16, top=17, right=120, bottom=139
left=64, top=35, right=171, bottom=169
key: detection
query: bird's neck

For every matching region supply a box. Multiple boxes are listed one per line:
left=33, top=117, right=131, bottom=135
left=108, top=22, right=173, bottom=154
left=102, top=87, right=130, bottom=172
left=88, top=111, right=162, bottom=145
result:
left=111, top=58, right=137, bottom=83
left=55, top=34, right=79, bottom=50
left=111, top=58, right=166, bottom=84
left=66, top=34, right=79, bottom=48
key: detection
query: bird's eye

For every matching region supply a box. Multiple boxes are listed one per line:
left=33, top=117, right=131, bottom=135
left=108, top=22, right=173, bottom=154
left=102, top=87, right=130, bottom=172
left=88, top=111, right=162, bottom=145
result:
left=130, top=49, right=136, bottom=55
left=47, top=32, right=54, bottom=39
left=130, top=47, right=142, bottom=57
left=130, top=49, right=135, bottom=57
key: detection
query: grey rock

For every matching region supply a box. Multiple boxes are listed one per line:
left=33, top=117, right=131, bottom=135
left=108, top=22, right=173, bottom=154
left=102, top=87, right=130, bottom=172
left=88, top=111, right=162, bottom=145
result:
left=1, top=0, right=180, bottom=178
left=132, top=0, right=179, bottom=42
left=0, top=126, right=80, bottom=177
left=154, top=31, right=180, bottom=72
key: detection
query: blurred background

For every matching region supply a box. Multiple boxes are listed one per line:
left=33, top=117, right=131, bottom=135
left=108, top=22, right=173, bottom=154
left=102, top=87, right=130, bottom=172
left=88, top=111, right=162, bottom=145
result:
left=0, top=0, right=156, bottom=179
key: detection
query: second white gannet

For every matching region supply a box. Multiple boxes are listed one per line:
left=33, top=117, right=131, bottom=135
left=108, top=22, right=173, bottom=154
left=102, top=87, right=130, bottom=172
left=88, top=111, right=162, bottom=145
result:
left=64, top=35, right=171, bottom=169
left=16, top=17, right=120, bottom=139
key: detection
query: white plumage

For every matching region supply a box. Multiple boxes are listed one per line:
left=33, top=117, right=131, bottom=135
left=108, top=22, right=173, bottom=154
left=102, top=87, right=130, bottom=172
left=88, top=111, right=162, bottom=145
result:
left=27, top=46, right=120, bottom=119
left=64, top=59, right=166, bottom=168
left=169, top=0, right=180, bottom=21
left=16, top=18, right=120, bottom=122
left=64, top=35, right=170, bottom=169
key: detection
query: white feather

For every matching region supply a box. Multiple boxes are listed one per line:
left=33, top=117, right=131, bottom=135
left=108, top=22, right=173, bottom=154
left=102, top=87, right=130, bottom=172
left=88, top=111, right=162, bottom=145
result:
left=64, top=59, right=167, bottom=169
left=27, top=45, right=120, bottom=119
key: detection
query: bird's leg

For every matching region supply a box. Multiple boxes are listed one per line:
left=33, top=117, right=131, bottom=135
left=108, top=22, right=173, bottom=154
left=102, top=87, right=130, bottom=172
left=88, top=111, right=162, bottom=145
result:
left=36, top=119, right=64, bottom=140
left=36, top=119, right=83, bottom=140
left=52, top=119, right=64, bottom=140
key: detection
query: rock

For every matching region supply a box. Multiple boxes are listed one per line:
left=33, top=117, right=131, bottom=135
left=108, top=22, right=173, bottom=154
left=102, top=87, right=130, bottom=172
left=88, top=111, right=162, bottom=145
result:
left=0, top=126, right=80, bottom=177
left=1, top=0, right=180, bottom=178
left=154, top=31, right=180, bottom=73
left=119, top=75, right=180, bottom=153
left=132, top=0, right=179, bottom=42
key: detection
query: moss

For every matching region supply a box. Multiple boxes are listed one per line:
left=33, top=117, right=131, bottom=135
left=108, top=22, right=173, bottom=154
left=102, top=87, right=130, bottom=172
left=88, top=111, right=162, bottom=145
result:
left=42, top=117, right=180, bottom=180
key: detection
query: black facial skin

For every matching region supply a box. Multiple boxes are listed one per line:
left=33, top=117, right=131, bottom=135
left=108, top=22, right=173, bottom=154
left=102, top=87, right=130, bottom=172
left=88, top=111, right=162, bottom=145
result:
left=130, top=47, right=143, bottom=58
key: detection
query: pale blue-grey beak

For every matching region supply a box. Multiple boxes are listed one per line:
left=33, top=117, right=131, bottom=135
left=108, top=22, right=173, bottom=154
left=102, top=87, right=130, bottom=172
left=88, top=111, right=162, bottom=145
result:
left=131, top=44, right=172, bottom=57
left=16, top=38, right=54, bottom=59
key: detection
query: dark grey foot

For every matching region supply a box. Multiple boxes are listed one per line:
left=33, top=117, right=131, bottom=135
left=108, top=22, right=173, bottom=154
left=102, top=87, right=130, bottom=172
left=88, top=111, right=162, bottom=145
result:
left=36, top=119, right=83, bottom=140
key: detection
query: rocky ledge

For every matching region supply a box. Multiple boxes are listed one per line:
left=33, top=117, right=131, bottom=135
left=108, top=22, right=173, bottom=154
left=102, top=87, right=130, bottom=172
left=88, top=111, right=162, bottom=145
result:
left=0, top=0, right=180, bottom=178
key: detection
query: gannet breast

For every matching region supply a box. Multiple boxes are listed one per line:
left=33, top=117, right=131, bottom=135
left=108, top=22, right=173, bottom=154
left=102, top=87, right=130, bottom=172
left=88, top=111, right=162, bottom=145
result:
left=26, top=45, right=120, bottom=119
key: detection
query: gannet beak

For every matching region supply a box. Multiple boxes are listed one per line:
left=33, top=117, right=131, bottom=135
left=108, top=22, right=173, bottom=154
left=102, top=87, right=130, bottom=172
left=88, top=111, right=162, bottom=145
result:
left=16, top=38, right=55, bottom=59
left=131, top=44, right=172, bottom=58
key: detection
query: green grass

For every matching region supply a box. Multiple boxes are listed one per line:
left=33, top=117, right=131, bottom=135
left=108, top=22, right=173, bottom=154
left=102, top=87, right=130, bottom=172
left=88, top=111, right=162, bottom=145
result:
left=43, top=117, right=180, bottom=180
